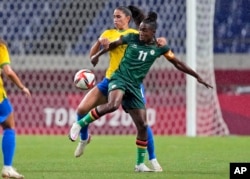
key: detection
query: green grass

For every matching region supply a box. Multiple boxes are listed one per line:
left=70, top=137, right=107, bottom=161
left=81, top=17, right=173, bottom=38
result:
left=6, top=135, right=250, bottom=179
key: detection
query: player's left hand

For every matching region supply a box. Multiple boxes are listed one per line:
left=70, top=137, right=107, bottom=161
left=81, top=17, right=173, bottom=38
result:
left=156, top=37, right=167, bottom=47
left=197, top=78, right=213, bottom=89
left=22, top=87, right=31, bottom=98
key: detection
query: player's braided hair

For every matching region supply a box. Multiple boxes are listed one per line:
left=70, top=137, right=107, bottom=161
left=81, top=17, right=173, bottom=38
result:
left=142, top=11, right=158, bottom=30
left=127, top=5, right=145, bottom=28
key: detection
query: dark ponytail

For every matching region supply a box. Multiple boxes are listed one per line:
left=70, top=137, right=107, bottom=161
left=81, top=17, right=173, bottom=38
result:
left=147, top=12, right=157, bottom=22
left=128, top=5, right=145, bottom=28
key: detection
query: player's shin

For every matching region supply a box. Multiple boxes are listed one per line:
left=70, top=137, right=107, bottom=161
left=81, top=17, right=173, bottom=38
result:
left=77, top=108, right=100, bottom=127
left=136, top=139, right=148, bottom=165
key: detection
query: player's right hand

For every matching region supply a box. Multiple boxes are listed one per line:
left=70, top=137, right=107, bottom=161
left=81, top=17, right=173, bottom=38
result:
left=98, top=38, right=110, bottom=49
left=91, top=55, right=99, bottom=67
left=22, top=87, right=31, bottom=98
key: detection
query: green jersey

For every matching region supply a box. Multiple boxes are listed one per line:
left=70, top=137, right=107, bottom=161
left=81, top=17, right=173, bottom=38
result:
left=111, top=33, right=170, bottom=86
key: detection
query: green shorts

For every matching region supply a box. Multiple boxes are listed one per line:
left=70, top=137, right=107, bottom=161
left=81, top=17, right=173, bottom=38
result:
left=108, top=77, right=145, bottom=111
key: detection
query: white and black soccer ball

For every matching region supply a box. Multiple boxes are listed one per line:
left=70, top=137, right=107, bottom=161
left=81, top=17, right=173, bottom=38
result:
left=73, top=69, right=96, bottom=90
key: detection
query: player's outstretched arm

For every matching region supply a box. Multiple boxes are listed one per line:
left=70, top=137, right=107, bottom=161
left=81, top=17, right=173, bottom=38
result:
left=90, top=37, right=123, bottom=67
left=164, top=51, right=213, bottom=89
left=2, top=64, right=31, bottom=97
left=89, top=38, right=111, bottom=66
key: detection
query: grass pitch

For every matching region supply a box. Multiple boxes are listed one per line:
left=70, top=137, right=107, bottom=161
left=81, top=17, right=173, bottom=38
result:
left=7, top=135, right=250, bottom=179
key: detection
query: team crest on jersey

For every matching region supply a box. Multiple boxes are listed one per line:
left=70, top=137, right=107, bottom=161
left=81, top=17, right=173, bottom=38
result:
left=131, top=44, right=137, bottom=48
left=150, top=50, right=155, bottom=55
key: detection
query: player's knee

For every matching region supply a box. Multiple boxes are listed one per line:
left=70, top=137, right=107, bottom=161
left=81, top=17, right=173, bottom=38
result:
left=76, top=107, right=87, bottom=115
left=136, top=125, right=148, bottom=140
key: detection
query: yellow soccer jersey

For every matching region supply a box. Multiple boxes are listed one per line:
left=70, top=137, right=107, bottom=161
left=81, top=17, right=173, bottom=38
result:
left=0, top=42, right=10, bottom=102
left=100, top=28, right=138, bottom=79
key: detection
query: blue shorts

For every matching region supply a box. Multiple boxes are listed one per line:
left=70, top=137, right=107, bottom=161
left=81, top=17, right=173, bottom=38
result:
left=97, top=78, right=146, bottom=104
left=97, top=78, right=110, bottom=97
left=0, top=98, right=13, bottom=123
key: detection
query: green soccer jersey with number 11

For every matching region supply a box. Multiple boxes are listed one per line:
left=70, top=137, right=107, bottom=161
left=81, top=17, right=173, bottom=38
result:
left=111, top=33, right=170, bottom=86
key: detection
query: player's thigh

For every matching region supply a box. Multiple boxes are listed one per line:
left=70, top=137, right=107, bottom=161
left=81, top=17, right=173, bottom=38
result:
left=108, top=89, right=124, bottom=107
left=122, top=86, right=145, bottom=112
left=77, top=86, right=107, bottom=114
left=2, top=112, right=15, bottom=129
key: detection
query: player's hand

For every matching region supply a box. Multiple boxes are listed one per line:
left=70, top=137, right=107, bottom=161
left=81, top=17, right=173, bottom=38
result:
left=91, top=55, right=99, bottom=67
left=98, top=38, right=110, bottom=49
left=156, top=37, right=167, bottom=47
left=197, top=77, right=213, bottom=89
left=22, top=87, right=31, bottom=98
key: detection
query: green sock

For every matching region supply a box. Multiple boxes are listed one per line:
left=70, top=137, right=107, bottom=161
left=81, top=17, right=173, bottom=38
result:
left=77, top=113, right=95, bottom=127
left=137, top=147, right=147, bottom=165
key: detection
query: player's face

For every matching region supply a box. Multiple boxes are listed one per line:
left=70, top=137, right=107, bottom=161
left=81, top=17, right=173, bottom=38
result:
left=139, top=23, right=155, bottom=43
left=113, top=9, right=130, bottom=30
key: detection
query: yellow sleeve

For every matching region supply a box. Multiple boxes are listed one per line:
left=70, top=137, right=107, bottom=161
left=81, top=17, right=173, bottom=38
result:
left=0, top=43, right=11, bottom=68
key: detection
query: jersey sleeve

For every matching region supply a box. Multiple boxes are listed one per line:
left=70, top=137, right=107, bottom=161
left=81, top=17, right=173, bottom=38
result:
left=160, top=45, right=170, bottom=55
left=100, top=30, right=110, bottom=38
left=121, top=33, right=134, bottom=44
left=0, top=43, right=11, bottom=68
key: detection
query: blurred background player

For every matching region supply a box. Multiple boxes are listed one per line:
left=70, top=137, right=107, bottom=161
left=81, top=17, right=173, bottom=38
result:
left=71, top=6, right=165, bottom=171
left=0, top=38, right=31, bottom=178
left=70, top=11, right=212, bottom=172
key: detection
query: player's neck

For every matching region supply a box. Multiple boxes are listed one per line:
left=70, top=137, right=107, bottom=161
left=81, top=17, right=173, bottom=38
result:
left=116, top=25, right=129, bottom=32
left=117, top=27, right=129, bottom=32
left=117, top=29, right=126, bottom=32
left=144, top=39, right=156, bottom=45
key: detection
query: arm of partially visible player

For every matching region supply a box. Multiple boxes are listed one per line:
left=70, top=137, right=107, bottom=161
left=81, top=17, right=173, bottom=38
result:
left=163, top=50, right=213, bottom=89
left=2, top=64, right=31, bottom=97
left=90, top=37, right=123, bottom=67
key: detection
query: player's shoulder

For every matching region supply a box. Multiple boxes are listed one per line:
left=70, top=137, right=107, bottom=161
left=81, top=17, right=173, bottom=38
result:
left=122, top=32, right=139, bottom=40
left=103, top=28, right=117, bottom=33
left=157, top=44, right=171, bottom=54
left=126, top=28, right=138, bottom=33
left=125, top=32, right=139, bottom=37
left=101, top=29, right=118, bottom=37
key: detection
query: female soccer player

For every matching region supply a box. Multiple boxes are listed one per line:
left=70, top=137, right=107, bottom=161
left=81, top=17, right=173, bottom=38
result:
left=71, top=6, right=164, bottom=171
left=70, top=12, right=213, bottom=172
left=0, top=38, right=31, bottom=178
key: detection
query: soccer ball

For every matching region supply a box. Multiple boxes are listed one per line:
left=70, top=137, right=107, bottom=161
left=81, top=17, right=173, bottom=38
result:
left=74, top=69, right=96, bottom=90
